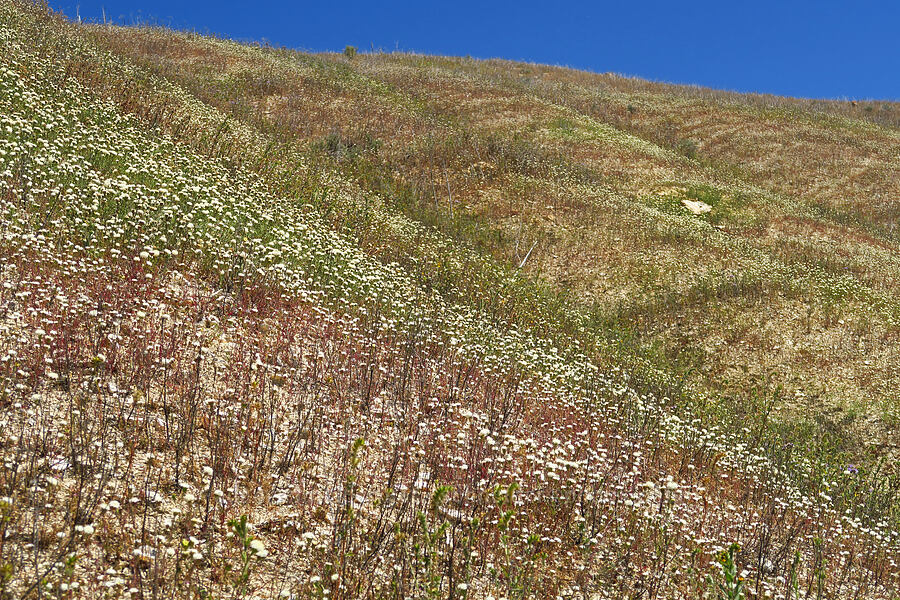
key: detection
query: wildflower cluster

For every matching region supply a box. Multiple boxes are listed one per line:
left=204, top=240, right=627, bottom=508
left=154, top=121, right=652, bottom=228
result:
left=0, top=2, right=897, bottom=599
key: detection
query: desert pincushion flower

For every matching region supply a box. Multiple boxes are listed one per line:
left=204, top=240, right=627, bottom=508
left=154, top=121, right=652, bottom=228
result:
left=0, top=1, right=897, bottom=598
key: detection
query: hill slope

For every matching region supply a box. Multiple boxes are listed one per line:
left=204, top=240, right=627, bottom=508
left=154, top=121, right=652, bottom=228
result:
left=0, top=3, right=898, bottom=598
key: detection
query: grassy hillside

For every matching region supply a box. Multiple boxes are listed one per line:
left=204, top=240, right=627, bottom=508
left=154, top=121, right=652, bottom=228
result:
left=0, top=2, right=898, bottom=598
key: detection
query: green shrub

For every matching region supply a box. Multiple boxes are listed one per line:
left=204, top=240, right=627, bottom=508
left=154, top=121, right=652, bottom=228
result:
left=676, top=137, right=699, bottom=159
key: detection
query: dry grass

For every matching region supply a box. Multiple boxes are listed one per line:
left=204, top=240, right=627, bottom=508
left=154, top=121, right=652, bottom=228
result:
left=81, top=1, right=900, bottom=509
left=1, top=2, right=899, bottom=598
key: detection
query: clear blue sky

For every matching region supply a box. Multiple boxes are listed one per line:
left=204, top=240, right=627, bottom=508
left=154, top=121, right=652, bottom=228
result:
left=53, top=0, right=900, bottom=100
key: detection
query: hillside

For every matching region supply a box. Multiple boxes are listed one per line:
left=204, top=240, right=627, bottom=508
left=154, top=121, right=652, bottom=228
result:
left=0, top=2, right=898, bottom=598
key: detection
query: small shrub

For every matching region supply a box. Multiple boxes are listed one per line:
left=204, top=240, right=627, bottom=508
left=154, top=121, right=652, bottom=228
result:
left=676, top=137, right=699, bottom=159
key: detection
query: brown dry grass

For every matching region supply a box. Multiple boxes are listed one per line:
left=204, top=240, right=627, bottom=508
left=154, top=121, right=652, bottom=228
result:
left=77, top=24, right=900, bottom=461
left=2, top=4, right=899, bottom=596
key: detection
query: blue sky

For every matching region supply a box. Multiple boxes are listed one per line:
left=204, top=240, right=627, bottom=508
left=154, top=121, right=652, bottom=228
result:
left=53, top=0, right=900, bottom=100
